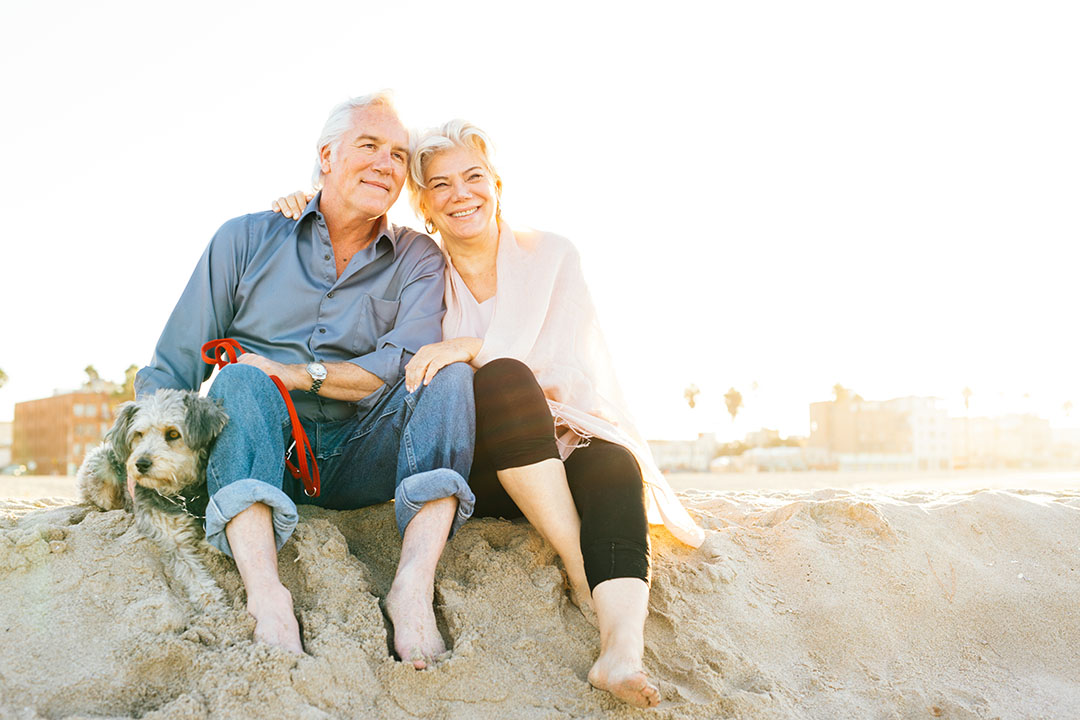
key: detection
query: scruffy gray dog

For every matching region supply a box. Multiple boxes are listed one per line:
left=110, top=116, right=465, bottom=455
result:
left=78, top=389, right=228, bottom=608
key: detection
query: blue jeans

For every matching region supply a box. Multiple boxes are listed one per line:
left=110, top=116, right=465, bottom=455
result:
left=202, top=362, right=475, bottom=557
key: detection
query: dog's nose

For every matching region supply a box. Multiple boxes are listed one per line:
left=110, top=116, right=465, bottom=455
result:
left=135, top=456, right=153, bottom=474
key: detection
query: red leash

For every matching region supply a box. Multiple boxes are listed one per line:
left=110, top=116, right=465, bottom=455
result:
left=201, top=339, right=320, bottom=498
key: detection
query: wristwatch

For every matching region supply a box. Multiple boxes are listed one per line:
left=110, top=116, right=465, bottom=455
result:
left=305, top=362, right=327, bottom=395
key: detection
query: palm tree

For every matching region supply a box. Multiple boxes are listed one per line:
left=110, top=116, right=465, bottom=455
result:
left=112, top=364, right=139, bottom=402
left=683, top=383, right=700, bottom=410
left=724, top=387, right=743, bottom=422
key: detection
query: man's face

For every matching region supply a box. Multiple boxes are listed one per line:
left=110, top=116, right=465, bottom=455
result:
left=320, top=105, right=410, bottom=220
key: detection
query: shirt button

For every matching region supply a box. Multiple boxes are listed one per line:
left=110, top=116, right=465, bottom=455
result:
left=327, top=291, right=335, bottom=298
left=324, top=254, right=331, bottom=261
left=319, top=328, right=326, bottom=334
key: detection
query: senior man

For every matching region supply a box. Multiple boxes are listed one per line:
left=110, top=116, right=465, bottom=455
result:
left=136, top=92, right=474, bottom=667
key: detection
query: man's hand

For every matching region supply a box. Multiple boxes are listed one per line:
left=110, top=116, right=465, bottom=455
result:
left=404, top=338, right=482, bottom=393
left=238, top=353, right=306, bottom=391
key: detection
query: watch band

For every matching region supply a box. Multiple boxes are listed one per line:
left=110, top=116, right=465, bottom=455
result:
left=306, top=362, right=327, bottom=395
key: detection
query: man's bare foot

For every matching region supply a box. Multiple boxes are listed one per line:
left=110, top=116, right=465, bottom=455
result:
left=385, top=575, right=445, bottom=669
left=247, top=582, right=304, bottom=654
left=588, top=651, right=661, bottom=708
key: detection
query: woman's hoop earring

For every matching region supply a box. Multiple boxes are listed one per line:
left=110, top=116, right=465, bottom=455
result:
left=425, top=218, right=437, bottom=235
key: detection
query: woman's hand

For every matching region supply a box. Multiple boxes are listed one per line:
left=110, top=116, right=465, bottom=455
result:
left=404, top=338, right=482, bottom=393
left=271, top=191, right=314, bottom=219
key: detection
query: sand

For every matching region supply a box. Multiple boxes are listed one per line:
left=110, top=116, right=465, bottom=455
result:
left=1, top=475, right=1078, bottom=719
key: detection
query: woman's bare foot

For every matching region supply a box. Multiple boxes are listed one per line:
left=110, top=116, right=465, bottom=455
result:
left=247, top=582, right=304, bottom=654
left=385, top=573, right=445, bottom=669
left=566, top=575, right=597, bottom=626
left=589, top=577, right=657, bottom=707
left=588, top=651, right=661, bottom=708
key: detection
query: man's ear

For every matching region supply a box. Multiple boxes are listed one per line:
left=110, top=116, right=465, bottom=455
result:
left=320, top=143, right=333, bottom=174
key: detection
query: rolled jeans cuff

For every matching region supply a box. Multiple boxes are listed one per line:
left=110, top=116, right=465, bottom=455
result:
left=204, top=478, right=299, bottom=558
left=394, top=469, right=475, bottom=539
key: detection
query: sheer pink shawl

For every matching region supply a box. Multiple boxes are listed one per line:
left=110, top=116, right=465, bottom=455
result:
left=442, top=223, right=705, bottom=547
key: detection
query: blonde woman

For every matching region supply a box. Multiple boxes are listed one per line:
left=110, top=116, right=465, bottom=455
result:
left=274, top=120, right=702, bottom=708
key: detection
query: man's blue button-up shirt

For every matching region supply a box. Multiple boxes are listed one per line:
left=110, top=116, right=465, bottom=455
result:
left=135, top=194, right=446, bottom=422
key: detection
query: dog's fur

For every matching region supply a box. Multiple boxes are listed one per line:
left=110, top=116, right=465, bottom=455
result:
left=78, top=389, right=229, bottom=608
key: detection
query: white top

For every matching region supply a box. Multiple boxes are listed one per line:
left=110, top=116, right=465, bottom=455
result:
left=447, top=262, right=496, bottom=339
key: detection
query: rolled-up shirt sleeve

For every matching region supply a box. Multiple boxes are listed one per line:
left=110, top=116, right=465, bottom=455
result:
left=346, top=247, right=446, bottom=386
left=135, top=217, right=247, bottom=397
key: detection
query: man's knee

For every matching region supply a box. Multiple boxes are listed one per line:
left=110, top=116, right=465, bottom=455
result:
left=422, top=361, right=474, bottom=398
left=209, top=364, right=278, bottom=403
left=207, top=364, right=288, bottom=431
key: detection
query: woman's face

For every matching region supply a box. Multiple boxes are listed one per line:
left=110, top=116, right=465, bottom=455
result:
left=421, top=145, right=498, bottom=243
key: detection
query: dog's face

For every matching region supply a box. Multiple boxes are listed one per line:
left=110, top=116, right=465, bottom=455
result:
left=109, top=390, right=228, bottom=496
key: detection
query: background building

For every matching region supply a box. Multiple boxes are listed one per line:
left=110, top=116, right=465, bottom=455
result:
left=952, top=414, right=1054, bottom=468
left=809, top=395, right=952, bottom=471
left=0, top=421, right=12, bottom=468
left=13, top=392, right=116, bottom=476
left=648, top=433, right=717, bottom=472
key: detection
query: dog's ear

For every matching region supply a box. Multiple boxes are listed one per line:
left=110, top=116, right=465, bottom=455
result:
left=106, top=402, right=139, bottom=460
left=183, top=395, right=229, bottom=450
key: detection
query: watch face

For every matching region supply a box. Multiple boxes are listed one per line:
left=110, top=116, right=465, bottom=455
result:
left=307, top=362, right=327, bottom=380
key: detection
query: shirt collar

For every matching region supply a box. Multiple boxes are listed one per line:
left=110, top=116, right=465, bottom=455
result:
left=298, top=191, right=399, bottom=257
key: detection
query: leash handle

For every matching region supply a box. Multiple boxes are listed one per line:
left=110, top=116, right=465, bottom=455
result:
left=200, top=339, right=321, bottom=498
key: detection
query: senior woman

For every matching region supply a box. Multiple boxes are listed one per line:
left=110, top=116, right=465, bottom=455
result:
left=275, top=121, right=703, bottom=708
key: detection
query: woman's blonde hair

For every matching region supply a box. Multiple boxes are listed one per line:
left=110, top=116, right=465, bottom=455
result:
left=407, top=119, right=503, bottom=231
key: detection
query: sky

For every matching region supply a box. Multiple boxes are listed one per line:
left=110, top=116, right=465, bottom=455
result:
left=1, top=0, right=1078, bottom=441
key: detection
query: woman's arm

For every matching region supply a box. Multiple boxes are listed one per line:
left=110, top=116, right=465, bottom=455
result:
left=271, top=191, right=314, bottom=219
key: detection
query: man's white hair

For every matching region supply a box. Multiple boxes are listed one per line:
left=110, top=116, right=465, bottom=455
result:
left=311, top=90, right=399, bottom=190
left=407, top=119, right=503, bottom=225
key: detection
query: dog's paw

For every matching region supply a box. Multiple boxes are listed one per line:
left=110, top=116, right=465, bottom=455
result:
left=190, top=583, right=227, bottom=610
left=76, top=444, right=128, bottom=511
left=181, top=624, right=219, bottom=645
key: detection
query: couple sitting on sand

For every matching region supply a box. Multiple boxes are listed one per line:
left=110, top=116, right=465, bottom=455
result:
left=136, top=91, right=703, bottom=708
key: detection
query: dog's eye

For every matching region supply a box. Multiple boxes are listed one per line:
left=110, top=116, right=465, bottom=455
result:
left=165, top=429, right=181, bottom=442
left=131, top=431, right=143, bottom=441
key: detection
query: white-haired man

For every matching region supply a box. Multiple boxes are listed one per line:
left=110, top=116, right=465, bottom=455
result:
left=137, top=92, right=474, bottom=667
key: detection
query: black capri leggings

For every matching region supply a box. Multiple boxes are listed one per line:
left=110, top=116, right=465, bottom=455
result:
left=469, top=357, right=651, bottom=591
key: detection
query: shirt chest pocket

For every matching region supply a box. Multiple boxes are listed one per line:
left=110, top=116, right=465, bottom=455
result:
left=353, top=294, right=401, bottom=352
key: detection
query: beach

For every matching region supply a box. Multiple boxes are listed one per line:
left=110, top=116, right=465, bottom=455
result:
left=2, top=471, right=1078, bottom=719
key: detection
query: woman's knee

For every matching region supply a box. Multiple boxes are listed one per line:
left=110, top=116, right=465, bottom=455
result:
left=568, top=442, right=646, bottom=526
left=474, top=357, right=535, bottom=395
left=587, top=442, right=643, bottom=491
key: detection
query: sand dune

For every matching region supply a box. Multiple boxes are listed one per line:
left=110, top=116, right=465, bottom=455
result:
left=1, top=485, right=1078, bottom=719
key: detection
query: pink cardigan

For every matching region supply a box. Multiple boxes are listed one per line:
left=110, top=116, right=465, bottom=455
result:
left=442, top=223, right=705, bottom=547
